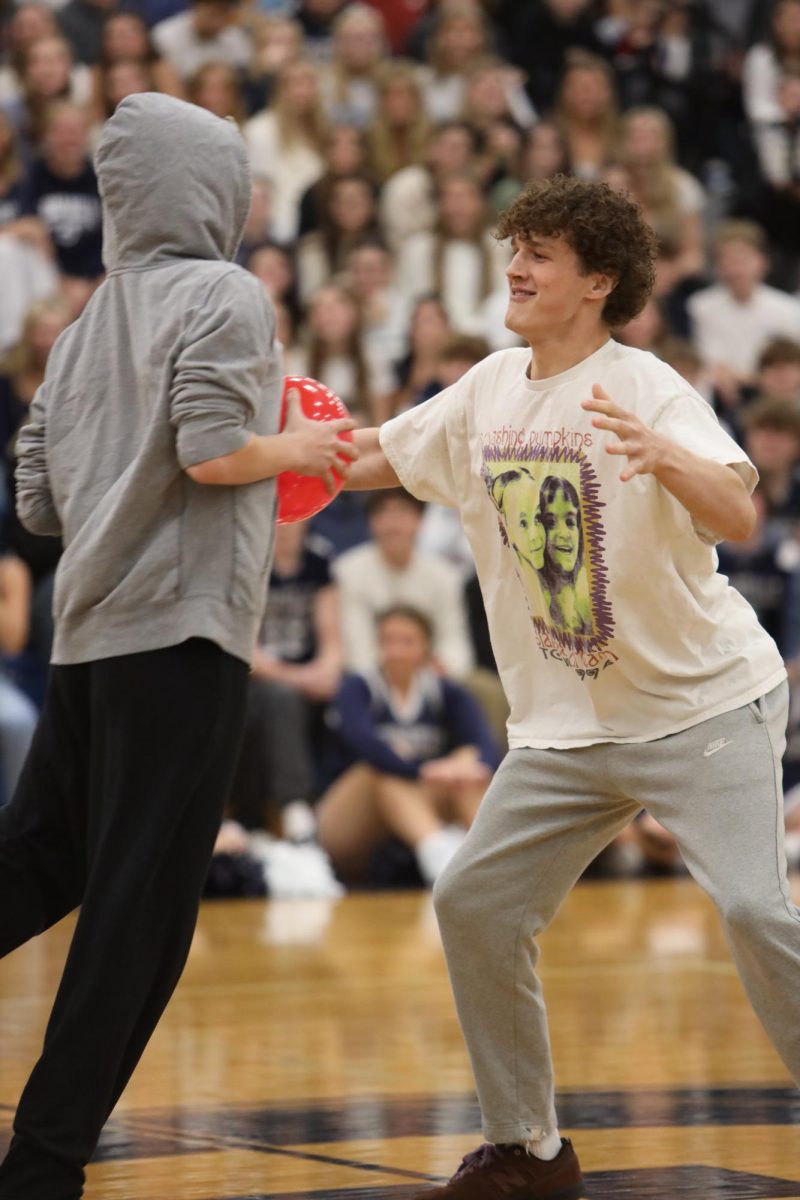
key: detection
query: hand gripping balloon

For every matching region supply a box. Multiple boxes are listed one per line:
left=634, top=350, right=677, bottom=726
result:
left=276, top=376, right=354, bottom=524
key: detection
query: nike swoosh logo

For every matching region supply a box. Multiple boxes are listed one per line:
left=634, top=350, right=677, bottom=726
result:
left=704, top=740, right=733, bottom=757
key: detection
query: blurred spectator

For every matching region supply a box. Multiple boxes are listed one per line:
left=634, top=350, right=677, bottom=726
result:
left=743, top=0, right=800, bottom=124
left=618, top=106, right=706, bottom=284
left=717, top=488, right=800, bottom=662
left=367, top=0, right=433, bottom=56
left=367, top=58, right=429, bottom=182
left=490, top=120, right=569, bottom=220
left=749, top=67, right=800, bottom=286
left=229, top=521, right=342, bottom=840
left=297, top=123, right=369, bottom=237
left=617, top=296, right=668, bottom=354
left=687, top=220, right=800, bottom=408
left=332, top=487, right=474, bottom=678
left=57, top=0, right=116, bottom=67
left=741, top=397, right=800, bottom=533
left=295, top=0, right=349, bottom=63
left=419, top=1, right=490, bottom=123
left=274, top=299, right=305, bottom=376
left=594, top=0, right=698, bottom=124
left=345, top=237, right=410, bottom=407
left=152, top=0, right=252, bottom=83
left=379, top=118, right=477, bottom=250
left=0, top=4, right=60, bottom=104
left=20, top=102, right=103, bottom=281
left=244, top=57, right=327, bottom=242
left=296, top=172, right=380, bottom=303
left=90, top=12, right=184, bottom=122
left=390, top=292, right=452, bottom=412
left=495, top=0, right=604, bottom=116
left=1, top=296, right=71, bottom=667
left=0, top=112, right=25, bottom=226
left=657, top=335, right=704, bottom=392
left=319, top=2, right=387, bottom=127
left=0, top=231, right=59, bottom=355
left=396, top=171, right=508, bottom=334
left=4, top=35, right=91, bottom=153
left=756, top=336, right=800, bottom=405
left=247, top=239, right=300, bottom=321
left=236, top=176, right=273, bottom=263
left=244, top=15, right=304, bottom=115
left=187, top=60, right=247, bottom=123
left=0, top=295, right=72, bottom=453
left=317, top=604, right=496, bottom=886
left=94, top=59, right=154, bottom=123
left=300, top=282, right=385, bottom=423
left=0, top=553, right=37, bottom=806
left=462, top=56, right=536, bottom=143
left=553, top=49, right=620, bottom=178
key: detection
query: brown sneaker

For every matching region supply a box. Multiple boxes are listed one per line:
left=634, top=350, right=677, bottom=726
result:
left=411, top=1139, right=588, bottom=1199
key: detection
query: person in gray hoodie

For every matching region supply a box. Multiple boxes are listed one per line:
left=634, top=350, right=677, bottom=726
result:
left=0, top=92, right=356, bottom=1200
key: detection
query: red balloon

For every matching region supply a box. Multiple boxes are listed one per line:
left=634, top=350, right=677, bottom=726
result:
left=276, top=376, right=353, bottom=525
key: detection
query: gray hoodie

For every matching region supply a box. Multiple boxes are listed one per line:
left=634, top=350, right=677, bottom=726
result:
left=16, top=93, right=282, bottom=666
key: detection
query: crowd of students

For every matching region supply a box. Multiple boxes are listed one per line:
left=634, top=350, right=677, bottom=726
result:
left=1, top=0, right=800, bottom=886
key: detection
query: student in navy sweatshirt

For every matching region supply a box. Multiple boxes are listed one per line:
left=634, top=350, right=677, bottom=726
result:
left=318, top=604, right=498, bottom=886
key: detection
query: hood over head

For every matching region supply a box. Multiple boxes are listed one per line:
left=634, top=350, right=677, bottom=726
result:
left=96, top=93, right=251, bottom=272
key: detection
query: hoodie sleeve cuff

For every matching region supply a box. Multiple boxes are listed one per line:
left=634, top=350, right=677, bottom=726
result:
left=175, top=410, right=252, bottom=469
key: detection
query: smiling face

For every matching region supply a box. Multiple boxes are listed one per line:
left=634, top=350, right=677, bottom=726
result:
left=541, top=484, right=581, bottom=575
left=505, top=233, right=610, bottom=345
left=501, top=474, right=546, bottom=571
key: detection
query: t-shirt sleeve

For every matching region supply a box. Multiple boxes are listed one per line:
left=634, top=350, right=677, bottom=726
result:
left=653, top=391, right=757, bottom=545
left=379, top=378, right=468, bottom=507
left=653, top=392, right=757, bottom=492
left=170, top=270, right=278, bottom=469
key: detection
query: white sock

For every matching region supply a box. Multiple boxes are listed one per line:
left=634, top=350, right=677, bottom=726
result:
left=282, top=800, right=317, bottom=843
left=415, top=826, right=466, bottom=885
left=525, top=1129, right=562, bottom=1161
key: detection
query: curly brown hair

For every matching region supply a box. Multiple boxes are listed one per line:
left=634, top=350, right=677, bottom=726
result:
left=495, top=175, right=657, bottom=329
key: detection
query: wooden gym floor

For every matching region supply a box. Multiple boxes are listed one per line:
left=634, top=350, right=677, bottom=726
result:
left=1, top=878, right=799, bottom=1199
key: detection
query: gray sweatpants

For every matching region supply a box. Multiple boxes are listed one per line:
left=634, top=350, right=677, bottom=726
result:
left=433, top=682, right=797, bottom=1144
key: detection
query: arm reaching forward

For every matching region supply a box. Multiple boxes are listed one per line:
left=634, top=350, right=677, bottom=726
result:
left=583, top=384, right=756, bottom=543
left=343, top=427, right=400, bottom=491
left=186, top=388, right=357, bottom=489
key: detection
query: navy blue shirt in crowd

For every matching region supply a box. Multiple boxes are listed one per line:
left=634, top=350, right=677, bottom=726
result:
left=327, top=667, right=499, bottom=782
left=258, top=535, right=333, bottom=664
left=718, top=535, right=800, bottom=661
left=21, top=159, right=103, bottom=278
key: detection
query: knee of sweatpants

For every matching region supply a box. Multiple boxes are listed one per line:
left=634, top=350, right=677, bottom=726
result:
left=433, top=852, right=482, bottom=939
left=716, top=889, right=776, bottom=938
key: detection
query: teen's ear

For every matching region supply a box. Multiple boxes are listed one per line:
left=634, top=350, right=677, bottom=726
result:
left=589, top=273, right=616, bottom=299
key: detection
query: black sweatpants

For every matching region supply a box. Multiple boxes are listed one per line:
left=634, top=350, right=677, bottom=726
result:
left=0, top=639, right=249, bottom=1199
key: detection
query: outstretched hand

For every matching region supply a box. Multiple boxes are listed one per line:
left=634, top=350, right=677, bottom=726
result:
left=284, top=387, right=359, bottom=494
left=582, top=383, right=669, bottom=482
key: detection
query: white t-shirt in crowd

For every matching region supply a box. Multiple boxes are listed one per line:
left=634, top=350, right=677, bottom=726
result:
left=332, top=543, right=474, bottom=680
left=687, top=282, right=800, bottom=376
left=152, top=12, right=251, bottom=80
left=379, top=340, right=786, bottom=748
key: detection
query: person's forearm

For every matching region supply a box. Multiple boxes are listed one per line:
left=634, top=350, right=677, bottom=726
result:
left=654, top=444, right=755, bottom=542
left=187, top=432, right=311, bottom=486
left=343, top=427, right=400, bottom=490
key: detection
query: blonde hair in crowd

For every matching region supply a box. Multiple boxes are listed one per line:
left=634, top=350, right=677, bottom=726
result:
left=554, top=49, right=620, bottom=169
left=272, top=57, right=327, bottom=152
left=368, top=59, right=429, bottom=181
left=328, top=3, right=386, bottom=108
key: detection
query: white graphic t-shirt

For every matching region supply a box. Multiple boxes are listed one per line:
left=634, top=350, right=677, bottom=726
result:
left=379, top=340, right=786, bottom=748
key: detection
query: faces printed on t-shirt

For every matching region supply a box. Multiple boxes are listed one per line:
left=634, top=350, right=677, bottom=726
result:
left=484, top=454, right=600, bottom=647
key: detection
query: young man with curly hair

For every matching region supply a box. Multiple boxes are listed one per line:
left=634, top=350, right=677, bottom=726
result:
left=346, top=175, right=795, bottom=1199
